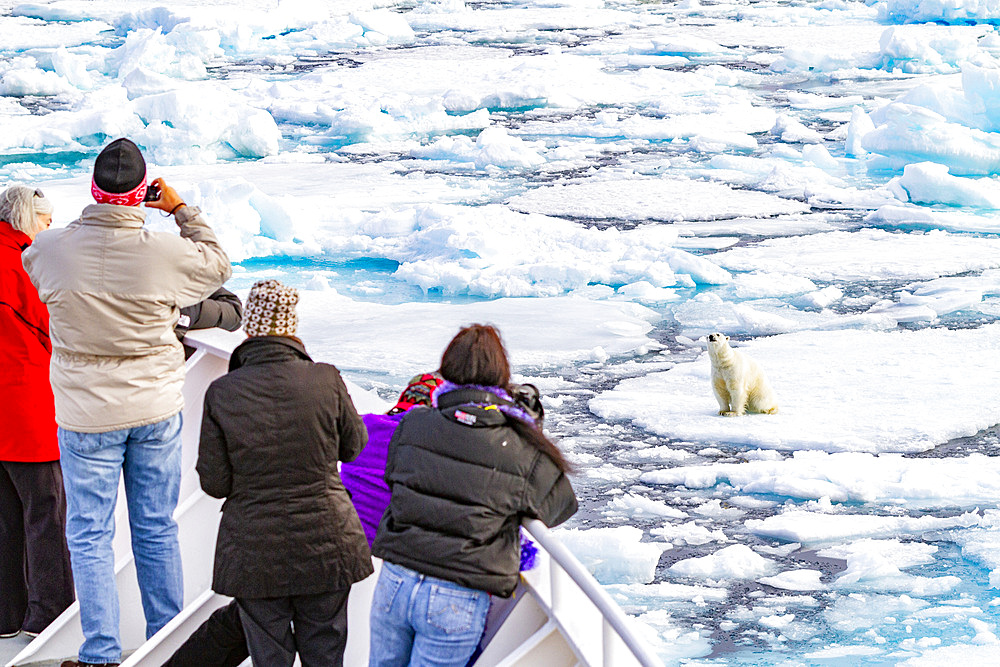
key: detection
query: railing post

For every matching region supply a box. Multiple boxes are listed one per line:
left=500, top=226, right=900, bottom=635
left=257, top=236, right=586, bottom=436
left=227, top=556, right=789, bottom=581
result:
left=603, top=618, right=614, bottom=666
left=550, top=554, right=563, bottom=616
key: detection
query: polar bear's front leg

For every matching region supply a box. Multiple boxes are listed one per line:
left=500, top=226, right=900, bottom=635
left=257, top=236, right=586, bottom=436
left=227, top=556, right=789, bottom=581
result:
left=726, top=385, right=748, bottom=417
left=713, top=377, right=731, bottom=415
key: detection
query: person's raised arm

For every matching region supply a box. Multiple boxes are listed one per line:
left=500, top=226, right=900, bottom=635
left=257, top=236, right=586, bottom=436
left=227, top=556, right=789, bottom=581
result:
left=146, top=178, right=233, bottom=308
left=180, top=287, right=243, bottom=333
left=524, top=454, right=578, bottom=529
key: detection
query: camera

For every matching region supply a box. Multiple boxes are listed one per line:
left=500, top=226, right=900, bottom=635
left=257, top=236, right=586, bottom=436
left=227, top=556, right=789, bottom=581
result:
left=143, top=182, right=160, bottom=203
left=511, top=383, right=544, bottom=426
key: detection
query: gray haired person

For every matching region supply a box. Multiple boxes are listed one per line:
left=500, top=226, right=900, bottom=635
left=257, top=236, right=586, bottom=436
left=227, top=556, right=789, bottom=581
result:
left=0, top=185, right=75, bottom=640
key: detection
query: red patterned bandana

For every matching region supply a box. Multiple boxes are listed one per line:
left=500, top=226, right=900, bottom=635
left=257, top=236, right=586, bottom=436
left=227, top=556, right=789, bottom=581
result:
left=91, top=178, right=147, bottom=207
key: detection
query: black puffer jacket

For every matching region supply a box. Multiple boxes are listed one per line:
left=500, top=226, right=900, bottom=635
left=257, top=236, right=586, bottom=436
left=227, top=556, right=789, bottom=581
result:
left=371, top=387, right=577, bottom=597
left=197, top=336, right=373, bottom=598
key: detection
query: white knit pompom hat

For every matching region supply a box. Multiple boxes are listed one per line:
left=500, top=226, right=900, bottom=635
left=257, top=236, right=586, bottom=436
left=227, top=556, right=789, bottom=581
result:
left=244, top=279, right=299, bottom=337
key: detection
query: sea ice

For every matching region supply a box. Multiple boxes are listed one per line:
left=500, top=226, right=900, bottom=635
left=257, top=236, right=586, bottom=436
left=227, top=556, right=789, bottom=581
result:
left=592, top=326, right=1000, bottom=454
left=409, top=125, right=545, bottom=170
left=668, top=544, right=778, bottom=581
left=0, top=63, right=77, bottom=97
left=555, top=526, right=667, bottom=585
left=641, top=451, right=1000, bottom=507
left=940, top=513, right=1000, bottom=587
left=295, top=289, right=660, bottom=380
left=710, top=228, right=1000, bottom=282
left=869, top=203, right=1000, bottom=233
left=746, top=509, right=982, bottom=546
left=7, top=0, right=1000, bottom=662
left=882, top=0, right=1000, bottom=24
left=887, top=161, right=1000, bottom=208
left=878, top=25, right=993, bottom=74
left=507, top=175, right=808, bottom=223
left=605, top=493, right=688, bottom=520
left=897, top=644, right=1000, bottom=665
left=758, top=569, right=826, bottom=591
left=818, top=539, right=942, bottom=588
left=651, top=521, right=727, bottom=547
left=858, top=65, right=1000, bottom=176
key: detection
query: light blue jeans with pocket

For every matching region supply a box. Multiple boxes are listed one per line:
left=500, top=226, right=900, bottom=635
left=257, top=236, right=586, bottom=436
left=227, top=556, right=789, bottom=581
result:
left=58, top=414, right=184, bottom=664
left=369, top=561, right=491, bottom=667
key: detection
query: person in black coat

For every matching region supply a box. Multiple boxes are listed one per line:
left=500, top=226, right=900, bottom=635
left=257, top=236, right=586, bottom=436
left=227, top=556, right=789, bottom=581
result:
left=369, top=323, right=577, bottom=667
left=196, top=279, right=372, bottom=667
left=175, top=286, right=243, bottom=359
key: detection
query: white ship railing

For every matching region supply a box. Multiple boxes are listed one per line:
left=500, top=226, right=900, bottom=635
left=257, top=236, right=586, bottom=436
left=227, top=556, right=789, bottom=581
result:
left=521, top=519, right=662, bottom=667
left=4, top=328, right=662, bottom=667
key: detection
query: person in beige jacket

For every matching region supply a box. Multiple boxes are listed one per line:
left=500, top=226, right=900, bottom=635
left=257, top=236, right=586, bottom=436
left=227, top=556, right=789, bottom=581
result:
left=22, top=138, right=232, bottom=667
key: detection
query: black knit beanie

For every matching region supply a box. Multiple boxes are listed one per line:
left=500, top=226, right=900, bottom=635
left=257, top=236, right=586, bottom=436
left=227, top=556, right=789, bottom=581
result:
left=93, top=138, right=146, bottom=194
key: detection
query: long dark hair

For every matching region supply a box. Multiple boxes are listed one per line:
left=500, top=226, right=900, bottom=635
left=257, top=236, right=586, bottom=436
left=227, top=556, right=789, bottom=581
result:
left=440, top=324, right=572, bottom=473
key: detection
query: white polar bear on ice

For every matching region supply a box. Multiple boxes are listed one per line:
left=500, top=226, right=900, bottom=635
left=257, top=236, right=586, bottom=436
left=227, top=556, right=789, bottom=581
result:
left=706, top=332, right=779, bottom=417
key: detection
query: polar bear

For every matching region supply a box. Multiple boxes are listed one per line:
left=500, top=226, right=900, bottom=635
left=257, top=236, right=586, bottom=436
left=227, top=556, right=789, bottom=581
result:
left=706, top=332, right=778, bottom=417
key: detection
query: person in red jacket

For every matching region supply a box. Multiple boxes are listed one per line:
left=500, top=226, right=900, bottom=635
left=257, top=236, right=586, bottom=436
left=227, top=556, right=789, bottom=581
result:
left=0, top=185, right=75, bottom=638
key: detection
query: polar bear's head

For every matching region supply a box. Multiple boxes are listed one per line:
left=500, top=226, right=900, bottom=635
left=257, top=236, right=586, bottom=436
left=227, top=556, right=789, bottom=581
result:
left=706, top=332, right=732, bottom=361
left=707, top=332, right=729, bottom=346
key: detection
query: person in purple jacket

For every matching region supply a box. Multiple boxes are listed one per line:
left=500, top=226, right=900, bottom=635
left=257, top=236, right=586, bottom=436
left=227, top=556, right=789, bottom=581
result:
left=160, top=373, right=443, bottom=667
left=341, top=373, right=444, bottom=546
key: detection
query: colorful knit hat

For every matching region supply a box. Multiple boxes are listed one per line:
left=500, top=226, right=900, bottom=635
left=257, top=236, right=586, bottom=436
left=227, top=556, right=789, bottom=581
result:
left=388, top=372, right=444, bottom=415
left=244, top=279, right=299, bottom=337
left=91, top=138, right=148, bottom=206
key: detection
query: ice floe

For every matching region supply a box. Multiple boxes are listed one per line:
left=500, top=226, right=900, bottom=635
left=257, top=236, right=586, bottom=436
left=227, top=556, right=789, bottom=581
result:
left=591, top=326, right=1000, bottom=453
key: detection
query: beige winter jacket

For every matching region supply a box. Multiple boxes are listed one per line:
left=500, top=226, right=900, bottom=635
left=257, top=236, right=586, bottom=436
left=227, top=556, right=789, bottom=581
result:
left=22, top=203, right=232, bottom=433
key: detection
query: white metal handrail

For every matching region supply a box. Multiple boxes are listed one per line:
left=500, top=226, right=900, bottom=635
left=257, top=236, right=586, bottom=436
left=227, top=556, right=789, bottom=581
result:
left=522, top=519, right=663, bottom=667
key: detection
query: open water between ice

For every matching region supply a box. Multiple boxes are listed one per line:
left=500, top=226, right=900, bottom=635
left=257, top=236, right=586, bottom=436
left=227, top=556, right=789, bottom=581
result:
left=7, top=0, right=1000, bottom=663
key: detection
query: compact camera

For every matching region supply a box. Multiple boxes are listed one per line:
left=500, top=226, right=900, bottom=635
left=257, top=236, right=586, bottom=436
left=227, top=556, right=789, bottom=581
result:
left=143, top=182, right=161, bottom=202
left=511, top=383, right=544, bottom=426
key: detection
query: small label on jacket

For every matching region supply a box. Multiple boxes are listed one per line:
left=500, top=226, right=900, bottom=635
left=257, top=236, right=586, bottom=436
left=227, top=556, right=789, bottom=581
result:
left=454, top=410, right=477, bottom=425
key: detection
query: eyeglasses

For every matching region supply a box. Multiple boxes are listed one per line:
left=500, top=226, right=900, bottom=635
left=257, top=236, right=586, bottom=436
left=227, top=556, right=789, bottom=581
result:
left=33, top=189, right=44, bottom=198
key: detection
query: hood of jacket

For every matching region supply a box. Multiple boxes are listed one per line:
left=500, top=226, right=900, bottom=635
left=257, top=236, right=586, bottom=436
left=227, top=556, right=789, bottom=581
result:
left=229, top=335, right=311, bottom=372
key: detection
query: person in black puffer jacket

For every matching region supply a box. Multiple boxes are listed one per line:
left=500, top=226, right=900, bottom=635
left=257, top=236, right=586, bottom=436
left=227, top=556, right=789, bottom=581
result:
left=197, top=279, right=372, bottom=667
left=370, top=323, right=577, bottom=667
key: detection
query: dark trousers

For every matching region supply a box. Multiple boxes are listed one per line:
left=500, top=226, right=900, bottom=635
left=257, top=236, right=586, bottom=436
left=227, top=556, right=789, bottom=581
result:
left=162, top=600, right=248, bottom=667
left=237, top=589, right=350, bottom=667
left=0, top=460, right=75, bottom=634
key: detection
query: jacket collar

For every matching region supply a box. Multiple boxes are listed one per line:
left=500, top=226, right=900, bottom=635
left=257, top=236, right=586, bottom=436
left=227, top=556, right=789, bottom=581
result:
left=229, top=336, right=312, bottom=371
left=436, top=388, right=511, bottom=411
left=78, top=203, right=147, bottom=229
left=434, top=381, right=537, bottom=425
left=0, top=220, right=31, bottom=251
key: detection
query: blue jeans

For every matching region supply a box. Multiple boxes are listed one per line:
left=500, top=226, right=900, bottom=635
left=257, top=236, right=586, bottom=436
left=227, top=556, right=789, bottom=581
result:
left=58, top=415, right=184, bottom=664
left=369, top=561, right=490, bottom=667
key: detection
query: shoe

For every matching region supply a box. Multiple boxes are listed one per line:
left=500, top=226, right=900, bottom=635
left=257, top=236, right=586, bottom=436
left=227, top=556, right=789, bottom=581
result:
left=21, top=629, right=38, bottom=638
left=0, top=630, right=18, bottom=638
left=59, top=661, right=120, bottom=667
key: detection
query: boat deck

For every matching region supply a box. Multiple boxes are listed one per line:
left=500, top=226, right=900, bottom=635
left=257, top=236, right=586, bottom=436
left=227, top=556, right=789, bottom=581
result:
left=0, top=637, right=30, bottom=665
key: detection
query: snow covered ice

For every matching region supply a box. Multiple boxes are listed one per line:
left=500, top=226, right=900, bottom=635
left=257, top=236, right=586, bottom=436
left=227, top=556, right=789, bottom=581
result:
left=8, top=0, right=1000, bottom=662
